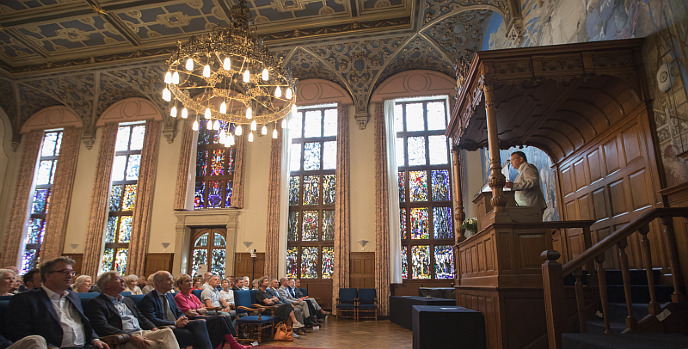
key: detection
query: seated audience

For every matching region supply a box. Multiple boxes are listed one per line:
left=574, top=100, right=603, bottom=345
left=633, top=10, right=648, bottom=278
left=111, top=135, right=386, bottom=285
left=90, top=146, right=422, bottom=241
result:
left=268, top=279, right=306, bottom=327
left=201, top=275, right=234, bottom=319
left=0, top=268, right=16, bottom=296
left=137, top=275, right=147, bottom=290
left=241, top=277, right=250, bottom=290
left=4, top=266, right=20, bottom=294
left=276, top=278, right=312, bottom=324
left=6, top=256, right=108, bottom=348
left=138, top=271, right=213, bottom=349
left=20, top=268, right=42, bottom=292
left=85, top=271, right=178, bottom=349
left=123, top=274, right=143, bottom=295
left=292, top=279, right=329, bottom=318
left=251, top=279, right=259, bottom=290
left=173, top=274, right=248, bottom=349
left=73, top=274, right=94, bottom=293
left=255, top=276, right=303, bottom=330
left=191, top=276, right=203, bottom=291
left=227, top=276, right=236, bottom=290
left=219, top=278, right=234, bottom=306
left=141, top=274, right=155, bottom=294
left=232, top=278, right=243, bottom=291
left=0, top=334, right=48, bottom=349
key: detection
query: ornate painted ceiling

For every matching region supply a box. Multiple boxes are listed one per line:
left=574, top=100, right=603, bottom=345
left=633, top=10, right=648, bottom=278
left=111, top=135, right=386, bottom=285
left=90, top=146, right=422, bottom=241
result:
left=0, top=0, right=523, bottom=145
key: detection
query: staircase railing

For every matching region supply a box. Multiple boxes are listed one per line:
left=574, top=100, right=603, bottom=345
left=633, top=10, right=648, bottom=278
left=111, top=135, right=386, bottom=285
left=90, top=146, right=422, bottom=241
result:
left=541, top=207, right=688, bottom=349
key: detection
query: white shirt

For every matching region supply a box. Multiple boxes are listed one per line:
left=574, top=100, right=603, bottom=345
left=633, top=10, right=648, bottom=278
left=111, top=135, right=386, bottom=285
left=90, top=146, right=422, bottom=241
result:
left=42, top=285, right=86, bottom=347
left=219, top=289, right=234, bottom=305
left=200, top=284, right=221, bottom=307
left=107, top=294, right=141, bottom=333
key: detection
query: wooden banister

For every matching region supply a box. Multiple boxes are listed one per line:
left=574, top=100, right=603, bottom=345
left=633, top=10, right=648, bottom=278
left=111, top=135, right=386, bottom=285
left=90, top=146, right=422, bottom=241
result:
left=542, top=207, right=688, bottom=349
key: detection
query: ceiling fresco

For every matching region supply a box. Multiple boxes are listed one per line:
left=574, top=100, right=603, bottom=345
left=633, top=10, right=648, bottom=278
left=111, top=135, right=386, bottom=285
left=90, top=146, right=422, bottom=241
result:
left=0, top=0, right=522, bottom=145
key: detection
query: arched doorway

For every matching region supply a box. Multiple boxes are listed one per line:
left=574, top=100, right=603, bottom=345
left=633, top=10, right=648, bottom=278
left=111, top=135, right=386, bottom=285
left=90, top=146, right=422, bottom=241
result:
left=189, top=227, right=226, bottom=278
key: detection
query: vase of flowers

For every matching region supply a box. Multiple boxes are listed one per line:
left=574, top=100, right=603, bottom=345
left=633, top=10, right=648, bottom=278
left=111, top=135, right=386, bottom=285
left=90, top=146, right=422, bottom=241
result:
left=460, top=217, right=478, bottom=236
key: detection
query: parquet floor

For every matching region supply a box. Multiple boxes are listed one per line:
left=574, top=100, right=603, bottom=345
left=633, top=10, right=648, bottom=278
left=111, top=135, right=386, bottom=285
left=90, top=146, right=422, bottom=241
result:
left=254, top=317, right=412, bottom=348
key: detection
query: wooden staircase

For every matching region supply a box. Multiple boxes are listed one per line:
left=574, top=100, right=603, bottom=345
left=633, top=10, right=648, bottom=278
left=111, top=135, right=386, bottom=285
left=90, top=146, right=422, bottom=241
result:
left=541, top=208, right=688, bottom=349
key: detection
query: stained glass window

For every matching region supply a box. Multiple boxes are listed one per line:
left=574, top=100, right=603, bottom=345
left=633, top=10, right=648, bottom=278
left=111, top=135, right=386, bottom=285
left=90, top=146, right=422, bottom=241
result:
left=396, top=98, right=455, bottom=280
left=286, top=104, right=337, bottom=281
left=189, top=229, right=227, bottom=278
left=195, top=120, right=235, bottom=209
left=21, top=130, right=63, bottom=274
left=100, top=123, right=145, bottom=275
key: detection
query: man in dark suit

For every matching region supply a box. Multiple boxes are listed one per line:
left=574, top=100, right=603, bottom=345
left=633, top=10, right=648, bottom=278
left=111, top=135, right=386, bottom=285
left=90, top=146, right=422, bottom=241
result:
left=5, top=256, right=108, bottom=348
left=85, top=271, right=178, bottom=349
left=138, top=271, right=212, bottom=349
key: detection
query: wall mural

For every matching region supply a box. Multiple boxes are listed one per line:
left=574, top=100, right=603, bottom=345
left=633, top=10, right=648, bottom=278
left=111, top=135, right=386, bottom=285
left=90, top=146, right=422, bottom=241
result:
left=482, top=0, right=688, bottom=190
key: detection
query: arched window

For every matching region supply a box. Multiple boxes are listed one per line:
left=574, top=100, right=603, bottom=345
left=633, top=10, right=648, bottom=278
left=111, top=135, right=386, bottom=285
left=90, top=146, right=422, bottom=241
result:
left=395, top=97, right=455, bottom=279
left=194, top=121, right=235, bottom=209
left=20, top=130, right=62, bottom=273
left=190, top=228, right=226, bottom=278
left=286, top=104, right=337, bottom=280
left=100, top=123, right=145, bottom=274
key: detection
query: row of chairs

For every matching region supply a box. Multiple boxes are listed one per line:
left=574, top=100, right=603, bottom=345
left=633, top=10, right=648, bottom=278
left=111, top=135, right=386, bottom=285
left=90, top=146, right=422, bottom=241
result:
left=335, top=288, right=378, bottom=321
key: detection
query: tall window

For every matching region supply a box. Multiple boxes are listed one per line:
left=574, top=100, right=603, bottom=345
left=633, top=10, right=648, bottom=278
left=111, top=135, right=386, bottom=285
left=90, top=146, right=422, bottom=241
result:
left=21, top=130, right=63, bottom=274
left=100, top=123, right=145, bottom=274
left=194, top=120, right=235, bottom=209
left=190, top=228, right=226, bottom=278
left=286, top=105, right=337, bottom=280
left=395, top=98, right=454, bottom=279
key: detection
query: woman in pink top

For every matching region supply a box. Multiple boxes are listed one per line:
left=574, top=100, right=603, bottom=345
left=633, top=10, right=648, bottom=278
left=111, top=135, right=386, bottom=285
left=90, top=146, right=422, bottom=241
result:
left=174, top=274, right=249, bottom=349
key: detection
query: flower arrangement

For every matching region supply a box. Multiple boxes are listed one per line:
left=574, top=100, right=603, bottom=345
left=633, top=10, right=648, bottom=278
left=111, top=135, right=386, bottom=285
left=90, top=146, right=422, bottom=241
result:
left=460, top=217, right=478, bottom=234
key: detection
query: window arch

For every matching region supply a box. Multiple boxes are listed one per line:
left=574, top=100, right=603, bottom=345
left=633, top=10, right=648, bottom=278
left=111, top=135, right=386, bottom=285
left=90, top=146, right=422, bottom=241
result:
left=286, top=104, right=337, bottom=280
left=189, top=228, right=227, bottom=278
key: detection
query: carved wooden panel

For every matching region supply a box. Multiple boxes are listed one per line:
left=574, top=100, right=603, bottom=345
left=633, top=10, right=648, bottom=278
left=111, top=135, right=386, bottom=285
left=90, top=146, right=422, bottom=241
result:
left=457, top=289, right=500, bottom=349
left=604, top=139, right=619, bottom=173
left=574, top=159, right=587, bottom=191
left=609, top=179, right=627, bottom=216
left=144, top=253, right=173, bottom=277
left=300, top=280, right=333, bottom=309
left=350, top=252, right=375, bottom=288
left=233, top=252, right=265, bottom=282
left=588, top=149, right=602, bottom=183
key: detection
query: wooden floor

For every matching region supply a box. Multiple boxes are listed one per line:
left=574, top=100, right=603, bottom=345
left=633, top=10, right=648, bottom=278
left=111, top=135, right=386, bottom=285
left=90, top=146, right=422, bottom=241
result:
left=254, top=317, right=412, bottom=348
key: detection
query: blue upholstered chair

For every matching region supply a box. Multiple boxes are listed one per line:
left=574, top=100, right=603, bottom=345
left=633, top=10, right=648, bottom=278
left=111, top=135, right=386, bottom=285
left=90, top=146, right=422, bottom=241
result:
left=336, top=288, right=357, bottom=320
left=127, top=294, right=146, bottom=306
left=191, top=289, right=203, bottom=301
left=234, top=290, right=275, bottom=344
left=356, top=288, right=378, bottom=321
left=78, top=292, right=100, bottom=309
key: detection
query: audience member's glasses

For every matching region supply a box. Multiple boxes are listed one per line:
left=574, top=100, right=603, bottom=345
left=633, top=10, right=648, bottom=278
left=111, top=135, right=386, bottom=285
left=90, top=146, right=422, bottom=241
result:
left=51, top=269, right=76, bottom=277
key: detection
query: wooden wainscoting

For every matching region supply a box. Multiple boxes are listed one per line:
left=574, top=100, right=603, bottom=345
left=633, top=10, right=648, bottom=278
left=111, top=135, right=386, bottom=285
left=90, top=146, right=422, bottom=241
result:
left=63, top=253, right=83, bottom=275
left=144, top=253, right=173, bottom=277
left=300, top=279, right=333, bottom=310
left=233, top=252, right=265, bottom=282
left=390, top=280, right=454, bottom=296
left=350, top=252, right=375, bottom=288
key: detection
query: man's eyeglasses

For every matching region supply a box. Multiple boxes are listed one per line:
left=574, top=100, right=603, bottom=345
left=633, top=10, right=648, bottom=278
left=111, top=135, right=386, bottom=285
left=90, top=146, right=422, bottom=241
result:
left=50, top=269, right=76, bottom=277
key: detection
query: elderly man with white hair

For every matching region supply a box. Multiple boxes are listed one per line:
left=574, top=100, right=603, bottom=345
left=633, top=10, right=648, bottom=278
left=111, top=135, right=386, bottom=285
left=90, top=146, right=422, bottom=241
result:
left=85, top=271, right=179, bottom=349
left=0, top=268, right=16, bottom=296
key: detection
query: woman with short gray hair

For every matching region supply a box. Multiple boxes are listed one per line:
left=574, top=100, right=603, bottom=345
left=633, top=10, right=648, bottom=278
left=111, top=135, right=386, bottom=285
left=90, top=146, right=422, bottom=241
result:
left=0, top=268, right=16, bottom=296
left=124, top=274, right=143, bottom=295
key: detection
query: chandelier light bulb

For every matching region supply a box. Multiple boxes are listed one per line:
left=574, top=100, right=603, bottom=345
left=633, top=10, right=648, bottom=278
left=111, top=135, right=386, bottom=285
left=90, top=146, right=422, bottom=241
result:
left=181, top=108, right=188, bottom=119
left=223, top=57, right=231, bottom=70
left=206, top=120, right=213, bottom=130
left=243, top=69, right=250, bottom=83
left=246, top=107, right=252, bottom=119
left=185, top=58, right=194, bottom=71
left=164, top=71, right=172, bottom=84
left=172, top=71, right=179, bottom=84
left=170, top=106, right=177, bottom=118
left=262, top=68, right=269, bottom=81
left=228, top=134, right=235, bottom=146
left=203, top=64, right=211, bottom=78
left=235, top=125, right=243, bottom=136
left=192, top=120, right=199, bottom=131
left=162, top=88, right=171, bottom=101
left=248, top=132, right=254, bottom=142
left=251, top=120, right=257, bottom=131
left=275, top=85, right=282, bottom=98
left=219, top=130, right=226, bottom=143
left=220, top=101, right=227, bottom=114
left=286, top=87, right=293, bottom=99
left=261, top=125, right=268, bottom=135
left=272, top=128, right=278, bottom=138
left=213, top=120, right=220, bottom=130
left=292, top=104, right=297, bottom=114
left=281, top=118, right=287, bottom=128
left=204, top=108, right=211, bottom=119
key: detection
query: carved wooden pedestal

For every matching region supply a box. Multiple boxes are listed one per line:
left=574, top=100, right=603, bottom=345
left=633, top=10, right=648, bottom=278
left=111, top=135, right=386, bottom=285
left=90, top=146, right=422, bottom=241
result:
left=456, top=206, right=553, bottom=349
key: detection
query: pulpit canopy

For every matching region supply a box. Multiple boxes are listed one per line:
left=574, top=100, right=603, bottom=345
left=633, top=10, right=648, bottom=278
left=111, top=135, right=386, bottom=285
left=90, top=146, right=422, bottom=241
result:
left=446, top=38, right=647, bottom=164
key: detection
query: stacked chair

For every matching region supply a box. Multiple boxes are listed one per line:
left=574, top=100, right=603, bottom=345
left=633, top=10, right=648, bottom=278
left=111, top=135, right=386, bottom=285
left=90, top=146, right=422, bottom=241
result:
left=335, top=288, right=378, bottom=320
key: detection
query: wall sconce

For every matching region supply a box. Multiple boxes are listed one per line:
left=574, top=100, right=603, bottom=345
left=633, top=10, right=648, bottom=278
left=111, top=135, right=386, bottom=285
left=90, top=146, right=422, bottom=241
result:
left=161, top=242, right=170, bottom=252
left=243, top=241, right=253, bottom=251
left=70, top=243, right=79, bottom=252
left=358, top=240, right=369, bottom=251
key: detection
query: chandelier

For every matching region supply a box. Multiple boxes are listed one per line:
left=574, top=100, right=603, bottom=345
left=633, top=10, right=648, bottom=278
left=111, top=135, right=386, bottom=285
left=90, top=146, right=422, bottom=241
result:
left=161, top=0, right=296, bottom=145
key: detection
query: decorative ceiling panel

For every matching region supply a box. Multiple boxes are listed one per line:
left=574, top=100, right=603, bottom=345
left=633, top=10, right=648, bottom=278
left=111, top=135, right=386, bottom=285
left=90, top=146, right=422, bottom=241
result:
left=376, top=36, right=454, bottom=89
left=422, top=9, right=492, bottom=62
left=0, top=0, right=76, bottom=13
left=20, top=73, right=95, bottom=123
left=16, top=83, right=62, bottom=124
left=17, top=15, right=127, bottom=53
